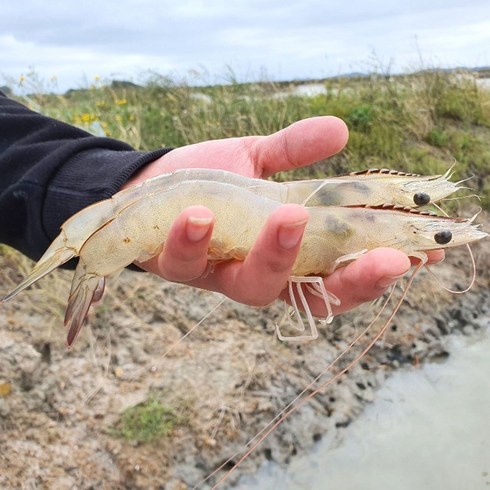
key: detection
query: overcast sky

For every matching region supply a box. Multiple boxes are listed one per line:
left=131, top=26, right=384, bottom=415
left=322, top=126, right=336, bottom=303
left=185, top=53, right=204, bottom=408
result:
left=1, top=0, right=489, bottom=92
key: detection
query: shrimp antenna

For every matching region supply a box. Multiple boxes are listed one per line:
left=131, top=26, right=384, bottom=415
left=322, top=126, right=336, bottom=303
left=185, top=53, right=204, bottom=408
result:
left=195, top=286, right=394, bottom=489
left=440, top=194, right=482, bottom=203
left=300, top=180, right=331, bottom=206
left=442, top=163, right=456, bottom=180
left=440, top=164, right=473, bottom=192
left=454, top=174, right=475, bottom=187
left=425, top=244, right=477, bottom=294
left=425, top=204, right=478, bottom=294
left=198, top=265, right=423, bottom=489
left=430, top=201, right=446, bottom=215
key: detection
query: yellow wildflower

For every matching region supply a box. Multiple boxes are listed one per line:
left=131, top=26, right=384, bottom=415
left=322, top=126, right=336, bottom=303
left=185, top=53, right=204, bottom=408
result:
left=80, top=113, right=97, bottom=123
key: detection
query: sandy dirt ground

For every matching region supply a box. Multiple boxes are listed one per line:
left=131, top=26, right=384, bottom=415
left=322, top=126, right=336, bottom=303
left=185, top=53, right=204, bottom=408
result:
left=0, top=225, right=488, bottom=489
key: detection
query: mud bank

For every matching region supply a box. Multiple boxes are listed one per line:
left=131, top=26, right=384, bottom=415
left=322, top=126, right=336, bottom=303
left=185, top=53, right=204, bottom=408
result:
left=0, top=239, right=488, bottom=489
left=237, top=327, right=490, bottom=489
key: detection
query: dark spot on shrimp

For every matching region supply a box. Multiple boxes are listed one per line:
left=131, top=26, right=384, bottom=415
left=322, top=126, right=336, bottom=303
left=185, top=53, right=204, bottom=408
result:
left=341, top=181, right=370, bottom=193
left=314, top=181, right=371, bottom=205
left=313, top=190, right=341, bottom=205
left=123, top=237, right=131, bottom=244
left=413, top=192, right=431, bottom=206
left=324, top=215, right=352, bottom=237
left=434, top=230, right=452, bottom=244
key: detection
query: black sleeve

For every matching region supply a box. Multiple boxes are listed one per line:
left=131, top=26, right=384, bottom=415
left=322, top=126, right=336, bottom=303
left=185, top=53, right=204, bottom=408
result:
left=0, top=91, right=172, bottom=261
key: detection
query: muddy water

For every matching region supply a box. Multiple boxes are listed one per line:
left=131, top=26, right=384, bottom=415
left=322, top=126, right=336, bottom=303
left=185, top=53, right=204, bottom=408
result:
left=238, top=327, right=490, bottom=489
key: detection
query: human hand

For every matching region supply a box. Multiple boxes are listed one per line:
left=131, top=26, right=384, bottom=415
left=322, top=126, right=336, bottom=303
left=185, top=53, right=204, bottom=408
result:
left=122, top=116, right=443, bottom=317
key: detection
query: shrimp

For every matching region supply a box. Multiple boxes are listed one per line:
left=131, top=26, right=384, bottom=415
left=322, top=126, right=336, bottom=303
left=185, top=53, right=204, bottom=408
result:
left=1, top=176, right=486, bottom=348
left=0, top=166, right=461, bottom=302
left=283, top=166, right=462, bottom=207
left=119, top=166, right=463, bottom=208
left=76, top=166, right=462, bottom=209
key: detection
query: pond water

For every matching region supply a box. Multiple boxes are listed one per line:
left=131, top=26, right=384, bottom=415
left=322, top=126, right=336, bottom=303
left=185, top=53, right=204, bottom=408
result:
left=238, top=327, right=490, bottom=490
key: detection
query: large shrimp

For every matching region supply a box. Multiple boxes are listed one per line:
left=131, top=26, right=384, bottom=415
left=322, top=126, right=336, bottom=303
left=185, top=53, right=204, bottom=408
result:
left=0, top=165, right=462, bottom=306
left=1, top=176, right=486, bottom=348
left=115, top=166, right=464, bottom=208
left=102, top=166, right=463, bottom=208
left=284, top=166, right=463, bottom=207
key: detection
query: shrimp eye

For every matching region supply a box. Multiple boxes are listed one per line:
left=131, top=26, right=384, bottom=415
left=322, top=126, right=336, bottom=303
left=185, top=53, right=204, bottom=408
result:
left=434, top=230, right=452, bottom=244
left=413, top=192, right=430, bottom=206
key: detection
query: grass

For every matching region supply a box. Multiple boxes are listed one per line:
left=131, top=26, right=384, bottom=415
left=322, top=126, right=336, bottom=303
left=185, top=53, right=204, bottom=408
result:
left=112, top=396, right=185, bottom=444
left=10, top=67, right=490, bottom=209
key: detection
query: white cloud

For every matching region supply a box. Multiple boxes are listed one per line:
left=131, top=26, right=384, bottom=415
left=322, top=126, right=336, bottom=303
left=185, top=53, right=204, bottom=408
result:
left=1, top=0, right=489, bottom=92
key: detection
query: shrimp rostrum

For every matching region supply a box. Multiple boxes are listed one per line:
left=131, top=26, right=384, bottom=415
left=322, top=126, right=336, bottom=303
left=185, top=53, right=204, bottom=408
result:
left=2, top=170, right=487, bottom=348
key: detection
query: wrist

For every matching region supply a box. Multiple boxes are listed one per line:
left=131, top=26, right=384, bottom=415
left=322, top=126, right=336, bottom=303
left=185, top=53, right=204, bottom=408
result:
left=121, top=148, right=173, bottom=190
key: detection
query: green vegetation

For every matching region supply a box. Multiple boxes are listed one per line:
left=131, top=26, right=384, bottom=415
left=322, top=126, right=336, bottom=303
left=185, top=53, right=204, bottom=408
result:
left=11, top=68, right=490, bottom=208
left=112, top=397, right=185, bottom=444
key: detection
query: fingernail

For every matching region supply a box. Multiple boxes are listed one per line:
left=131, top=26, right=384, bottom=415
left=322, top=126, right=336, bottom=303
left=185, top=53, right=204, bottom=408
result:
left=186, top=216, right=213, bottom=242
left=277, top=220, right=307, bottom=250
left=376, top=272, right=408, bottom=289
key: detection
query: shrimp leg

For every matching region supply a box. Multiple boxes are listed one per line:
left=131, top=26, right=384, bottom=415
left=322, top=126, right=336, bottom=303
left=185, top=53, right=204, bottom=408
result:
left=277, top=276, right=341, bottom=341
left=276, top=249, right=367, bottom=341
